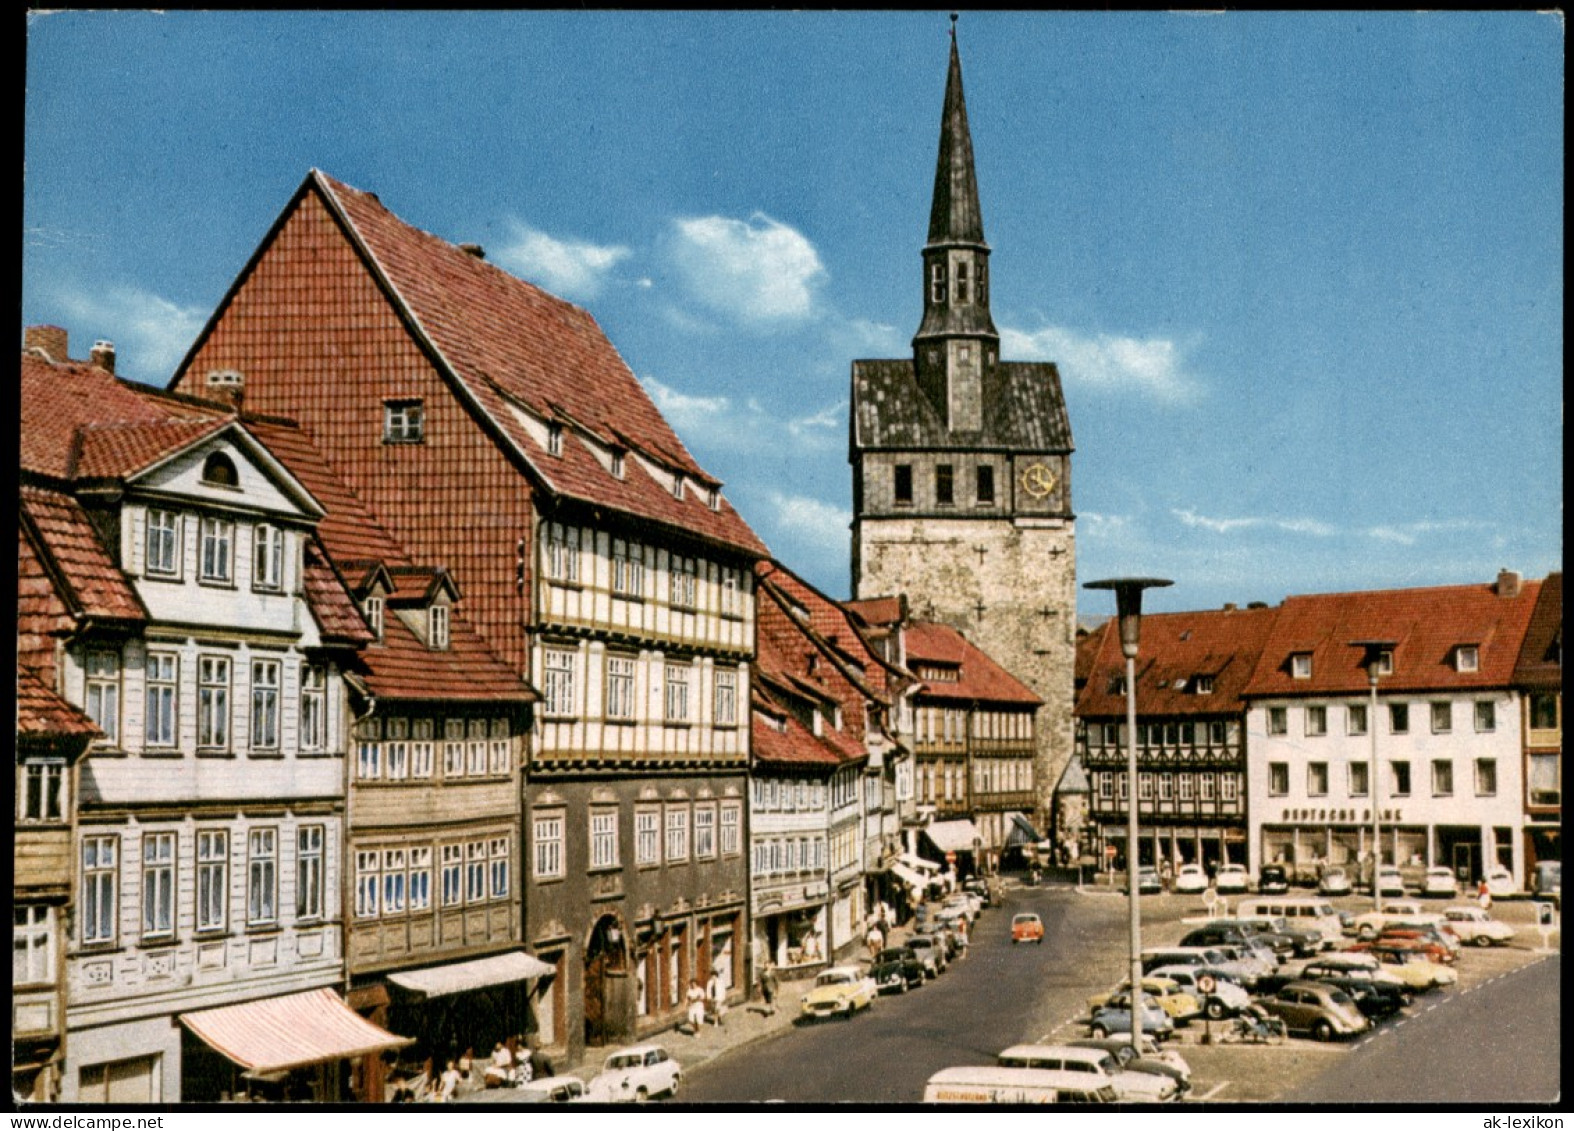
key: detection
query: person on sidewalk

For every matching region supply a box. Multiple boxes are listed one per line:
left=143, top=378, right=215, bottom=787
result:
left=686, top=979, right=707, bottom=1033
left=707, top=970, right=727, bottom=1028
left=759, top=960, right=779, bottom=1016
left=865, top=922, right=884, bottom=961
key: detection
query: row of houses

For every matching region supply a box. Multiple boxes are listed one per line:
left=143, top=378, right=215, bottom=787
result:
left=13, top=169, right=1044, bottom=1104
left=1068, top=572, right=1561, bottom=891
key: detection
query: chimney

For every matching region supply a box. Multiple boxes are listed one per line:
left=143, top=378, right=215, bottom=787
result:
left=205, top=368, right=246, bottom=411
left=1222, top=602, right=1238, bottom=612
left=24, top=325, right=69, bottom=362
left=90, top=340, right=117, bottom=374
left=459, top=243, right=486, bottom=260
left=1495, top=569, right=1522, bottom=598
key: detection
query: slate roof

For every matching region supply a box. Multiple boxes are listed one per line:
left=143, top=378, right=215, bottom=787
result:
left=904, top=621, right=1041, bottom=707
left=310, top=172, right=767, bottom=557
left=1240, top=579, right=1543, bottom=699
left=927, top=32, right=986, bottom=248
left=1512, top=572, right=1562, bottom=691
left=852, top=358, right=1072, bottom=451
left=1075, top=605, right=1280, bottom=719
left=16, top=666, right=101, bottom=742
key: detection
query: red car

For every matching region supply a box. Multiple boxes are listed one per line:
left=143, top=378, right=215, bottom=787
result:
left=1012, top=913, right=1045, bottom=944
left=1354, top=935, right=1453, bottom=966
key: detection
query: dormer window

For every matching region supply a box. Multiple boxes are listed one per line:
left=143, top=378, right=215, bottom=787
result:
left=1375, top=650, right=1394, bottom=676
left=707, top=487, right=720, bottom=512
left=547, top=423, right=563, bottom=457
left=672, top=474, right=684, bottom=500
left=610, top=450, right=625, bottom=479
left=384, top=400, right=425, bottom=444
left=1454, top=645, right=1479, bottom=673
left=1107, top=675, right=1126, bottom=696
left=1290, top=652, right=1313, bottom=679
left=429, top=605, right=450, bottom=650
left=201, top=452, right=239, bottom=488
left=364, top=596, right=384, bottom=641
left=1194, top=674, right=1215, bottom=696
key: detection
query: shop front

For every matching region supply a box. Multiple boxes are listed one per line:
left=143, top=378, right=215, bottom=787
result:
left=751, top=880, right=830, bottom=975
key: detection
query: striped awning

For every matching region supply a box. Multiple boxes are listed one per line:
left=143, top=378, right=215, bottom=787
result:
left=387, top=950, right=555, bottom=999
left=180, top=988, right=411, bottom=1074
left=923, top=818, right=983, bottom=854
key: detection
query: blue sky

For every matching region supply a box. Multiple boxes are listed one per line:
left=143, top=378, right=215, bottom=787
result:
left=23, top=11, right=1563, bottom=616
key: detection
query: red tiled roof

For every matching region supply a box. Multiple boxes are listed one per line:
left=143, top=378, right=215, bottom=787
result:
left=756, top=561, right=902, bottom=700
left=751, top=710, right=842, bottom=771
left=70, top=419, right=233, bottom=481
left=16, top=666, right=101, bottom=741
left=905, top=621, right=1041, bottom=706
left=353, top=608, right=536, bottom=703
left=1076, top=605, right=1280, bottom=718
left=1513, top=572, right=1562, bottom=690
left=18, top=484, right=146, bottom=624
left=302, top=541, right=374, bottom=647
left=314, top=172, right=767, bottom=558
left=843, top=595, right=905, bottom=629
left=1241, top=579, right=1543, bottom=698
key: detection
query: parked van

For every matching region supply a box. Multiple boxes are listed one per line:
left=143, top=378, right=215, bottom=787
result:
left=922, top=1066, right=1118, bottom=1105
left=997, top=1045, right=1178, bottom=1103
left=1237, top=897, right=1343, bottom=947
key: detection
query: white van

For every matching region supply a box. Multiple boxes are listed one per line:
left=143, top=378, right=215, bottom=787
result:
left=922, top=1066, right=1118, bottom=1105
left=997, top=1045, right=1178, bottom=1103
left=1237, top=897, right=1344, bottom=947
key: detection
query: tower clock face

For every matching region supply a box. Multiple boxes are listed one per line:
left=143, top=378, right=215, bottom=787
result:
left=1020, top=462, right=1057, bottom=500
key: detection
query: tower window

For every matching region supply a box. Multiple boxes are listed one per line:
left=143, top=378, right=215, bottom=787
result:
left=935, top=465, right=954, bottom=506
left=894, top=464, right=913, bottom=506
left=930, top=263, right=946, bottom=304
left=955, top=260, right=970, bottom=304
left=978, top=262, right=988, bottom=305
left=975, top=466, right=995, bottom=505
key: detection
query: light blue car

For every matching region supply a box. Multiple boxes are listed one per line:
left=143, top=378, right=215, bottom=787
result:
left=1088, top=992, right=1175, bottom=1041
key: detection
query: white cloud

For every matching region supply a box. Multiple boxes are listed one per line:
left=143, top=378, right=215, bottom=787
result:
left=787, top=400, right=845, bottom=441
left=1172, top=508, right=1336, bottom=537
left=763, top=490, right=852, bottom=545
left=1364, top=519, right=1494, bottom=546
left=50, top=283, right=207, bottom=382
left=493, top=221, right=630, bottom=301
left=668, top=213, right=824, bottom=324
left=641, top=373, right=842, bottom=455
left=1002, top=323, right=1201, bottom=403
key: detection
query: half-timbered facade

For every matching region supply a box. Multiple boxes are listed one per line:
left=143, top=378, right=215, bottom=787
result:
left=1513, top=571, right=1561, bottom=887
left=168, top=171, right=767, bottom=1058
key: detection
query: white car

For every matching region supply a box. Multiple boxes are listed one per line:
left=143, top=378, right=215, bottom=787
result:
left=1441, top=905, right=1517, bottom=946
left=587, top=1045, right=682, bottom=1104
left=1147, top=964, right=1251, bottom=1019
left=514, top=1076, right=589, bottom=1104
left=1318, top=867, right=1353, bottom=897
left=1483, top=866, right=1520, bottom=899
left=1351, top=902, right=1443, bottom=940
left=1375, top=866, right=1407, bottom=897
left=1421, top=866, right=1459, bottom=899
left=1215, top=864, right=1250, bottom=895
left=1174, top=864, right=1209, bottom=894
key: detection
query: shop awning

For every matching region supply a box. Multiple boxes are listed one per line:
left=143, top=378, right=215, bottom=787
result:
left=386, top=950, right=555, bottom=999
left=180, top=988, right=412, bottom=1075
left=923, top=819, right=983, bottom=855
left=891, top=862, right=929, bottom=891
left=1004, top=812, right=1043, bottom=849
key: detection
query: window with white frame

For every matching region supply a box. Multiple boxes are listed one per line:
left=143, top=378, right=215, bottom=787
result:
left=488, top=718, right=509, bottom=775
left=590, top=809, right=619, bottom=871
left=20, top=762, right=64, bottom=823
left=466, top=841, right=487, bottom=902
left=466, top=719, right=487, bottom=776
left=714, top=668, right=737, bottom=726
left=1474, top=700, right=1496, bottom=733
left=1430, top=701, right=1452, bottom=734
left=409, top=847, right=432, bottom=911
left=382, top=849, right=407, bottom=915
left=1290, top=652, right=1312, bottom=679
left=146, top=509, right=180, bottom=576
left=247, top=828, right=277, bottom=925
left=13, top=907, right=53, bottom=985
left=411, top=719, right=434, bottom=777
left=364, top=596, right=384, bottom=641
left=1266, top=706, right=1287, bottom=736
left=930, top=261, right=946, bottom=303
left=355, top=850, right=380, bottom=919
left=199, top=517, right=234, bottom=583
left=195, top=830, right=228, bottom=931
left=1391, top=760, right=1412, bottom=796
left=84, top=650, right=120, bottom=744
left=546, top=422, right=563, bottom=457
left=1220, top=775, right=1239, bottom=802
left=543, top=649, right=577, bottom=717
left=443, top=718, right=465, bottom=777
left=606, top=655, right=637, bottom=721
left=198, top=656, right=230, bottom=750
left=1347, top=703, right=1368, bottom=736
left=1307, top=762, right=1329, bottom=796
left=1199, top=772, right=1216, bottom=801
left=1431, top=759, right=1453, bottom=797
left=144, top=652, right=178, bottom=749
left=665, top=805, right=689, bottom=862
left=671, top=555, right=697, bottom=608
left=1348, top=761, right=1369, bottom=796
left=694, top=805, right=716, bottom=859
left=429, top=605, right=450, bottom=650
left=664, top=663, right=691, bottom=723
left=141, top=832, right=176, bottom=940
left=253, top=524, right=283, bottom=591
left=534, top=813, right=565, bottom=880
left=441, top=844, right=464, bottom=905
left=1475, top=758, right=1497, bottom=797
left=384, top=400, right=425, bottom=443
left=251, top=660, right=280, bottom=751
left=300, top=664, right=326, bottom=751
left=297, top=826, right=323, bottom=920
left=82, top=843, right=117, bottom=943
left=720, top=569, right=740, bottom=617
left=357, top=719, right=383, bottom=780
left=636, top=808, right=661, bottom=866
left=489, top=837, right=509, bottom=898
left=1455, top=645, right=1479, bottom=673
left=720, top=802, right=741, bottom=856
left=545, top=523, right=580, bottom=583
left=1268, top=763, right=1289, bottom=796
left=1177, top=774, right=1193, bottom=802
left=612, top=539, right=644, bottom=598
left=1304, top=705, right=1327, bottom=737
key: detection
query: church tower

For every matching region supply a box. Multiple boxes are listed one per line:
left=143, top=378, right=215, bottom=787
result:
left=850, top=23, right=1077, bottom=837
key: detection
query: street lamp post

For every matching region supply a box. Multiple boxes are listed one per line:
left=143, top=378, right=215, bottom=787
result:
left=1350, top=640, right=1396, bottom=913
left=1086, top=577, right=1172, bottom=1057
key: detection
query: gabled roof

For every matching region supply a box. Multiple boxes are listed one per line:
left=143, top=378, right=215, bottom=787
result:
left=301, top=541, right=375, bottom=648
left=852, top=359, right=1072, bottom=451
left=756, top=561, right=907, bottom=702
left=1513, top=572, right=1562, bottom=691
left=350, top=606, right=536, bottom=703
left=385, top=566, right=460, bottom=606
left=70, top=418, right=234, bottom=481
left=16, top=666, right=101, bottom=744
left=18, top=484, right=147, bottom=625
left=904, top=621, right=1041, bottom=707
left=1075, top=605, right=1280, bottom=719
left=1240, top=579, right=1543, bottom=699
left=751, top=707, right=842, bottom=772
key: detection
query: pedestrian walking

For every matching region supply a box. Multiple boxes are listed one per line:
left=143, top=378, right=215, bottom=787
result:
left=760, top=960, right=779, bottom=1016
left=865, top=921, right=884, bottom=960
left=706, top=970, right=727, bottom=1027
left=686, top=979, right=707, bottom=1032
left=1478, top=879, right=1492, bottom=911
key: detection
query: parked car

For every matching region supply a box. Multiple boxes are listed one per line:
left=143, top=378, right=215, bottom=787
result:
left=1229, top=914, right=1323, bottom=959
left=514, top=1076, right=589, bottom=1104
left=942, top=893, right=980, bottom=923
left=1258, top=981, right=1370, bottom=1041
left=1146, top=964, right=1252, bottom=1020
left=1483, top=865, right=1520, bottom=900
left=1258, top=865, right=1291, bottom=895
left=871, top=946, right=926, bottom=993
left=1307, top=950, right=1413, bottom=992
left=1356, top=944, right=1458, bottom=991
left=996, top=1044, right=1179, bottom=1103
left=922, top=1066, right=1116, bottom=1105
left=1533, top=860, right=1560, bottom=909
left=1088, top=991, right=1175, bottom=1041
left=1174, top=864, right=1209, bottom=894
left=1440, top=905, right=1516, bottom=947
left=1011, top=912, right=1044, bottom=945
left=905, top=934, right=948, bottom=977
left=1421, top=865, right=1459, bottom=899
left=587, top=1046, right=682, bottom=1104
left=1293, top=962, right=1408, bottom=1020
left=1125, top=866, right=1163, bottom=896
left=1142, top=945, right=1259, bottom=988
left=962, top=877, right=993, bottom=908
left=1068, top=1036, right=1192, bottom=1090
left=1373, top=928, right=1456, bottom=965
left=1319, top=867, right=1353, bottom=897
left=1215, top=864, right=1250, bottom=894
left=1087, top=977, right=1199, bottom=1024
left=1179, top=925, right=1277, bottom=971
left=799, top=965, right=878, bottom=1021
left=1350, top=900, right=1433, bottom=940
left=1375, top=866, right=1407, bottom=897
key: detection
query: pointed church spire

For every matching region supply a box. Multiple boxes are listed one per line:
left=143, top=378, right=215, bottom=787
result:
left=928, top=18, right=986, bottom=248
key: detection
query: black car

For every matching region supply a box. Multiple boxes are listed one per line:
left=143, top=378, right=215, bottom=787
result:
left=1258, top=865, right=1291, bottom=895
left=870, top=946, right=925, bottom=993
